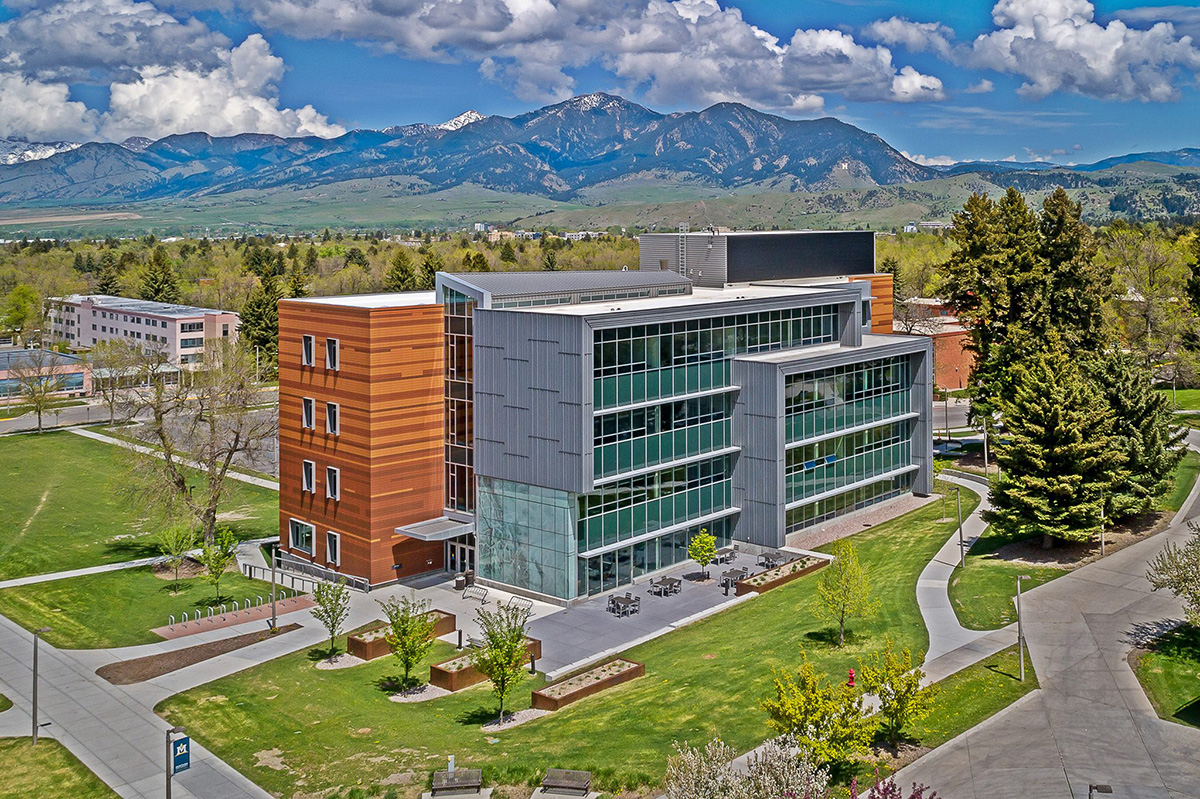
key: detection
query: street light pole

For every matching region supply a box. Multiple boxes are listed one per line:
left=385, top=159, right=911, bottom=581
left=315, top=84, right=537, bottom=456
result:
left=270, top=546, right=278, bottom=632
left=1017, top=575, right=1030, bottom=682
left=166, top=726, right=185, bottom=799
left=955, top=487, right=965, bottom=568
left=32, top=626, right=51, bottom=744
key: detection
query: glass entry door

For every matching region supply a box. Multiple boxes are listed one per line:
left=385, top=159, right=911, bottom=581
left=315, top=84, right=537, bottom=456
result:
left=446, top=538, right=476, bottom=573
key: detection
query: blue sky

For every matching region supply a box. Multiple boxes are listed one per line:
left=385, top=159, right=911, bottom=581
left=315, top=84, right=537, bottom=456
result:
left=2, top=0, right=1199, bottom=164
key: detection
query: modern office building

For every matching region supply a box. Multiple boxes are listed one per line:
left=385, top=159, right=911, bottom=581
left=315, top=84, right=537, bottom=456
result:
left=47, top=294, right=239, bottom=366
left=277, top=230, right=933, bottom=603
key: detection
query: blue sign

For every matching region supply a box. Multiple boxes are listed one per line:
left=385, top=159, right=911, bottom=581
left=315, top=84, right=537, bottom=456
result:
left=172, top=736, right=191, bottom=775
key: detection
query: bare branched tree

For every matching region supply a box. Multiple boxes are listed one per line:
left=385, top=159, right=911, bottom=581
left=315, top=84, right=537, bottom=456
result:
left=892, top=273, right=941, bottom=336
left=88, top=338, right=143, bottom=426
left=10, top=348, right=68, bottom=433
left=122, top=338, right=277, bottom=542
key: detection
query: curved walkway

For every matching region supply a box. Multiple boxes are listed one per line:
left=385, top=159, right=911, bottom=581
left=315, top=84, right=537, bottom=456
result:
left=896, top=452, right=1200, bottom=798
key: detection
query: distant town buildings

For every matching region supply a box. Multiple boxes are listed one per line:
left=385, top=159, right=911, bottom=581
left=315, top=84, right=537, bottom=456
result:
left=47, top=295, right=239, bottom=367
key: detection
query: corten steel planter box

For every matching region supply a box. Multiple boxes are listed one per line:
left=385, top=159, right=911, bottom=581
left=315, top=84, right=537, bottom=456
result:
left=346, top=610, right=457, bottom=662
left=531, top=659, right=645, bottom=711
left=429, top=637, right=542, bottom=692
left=735, top=559, right=827, bottom=596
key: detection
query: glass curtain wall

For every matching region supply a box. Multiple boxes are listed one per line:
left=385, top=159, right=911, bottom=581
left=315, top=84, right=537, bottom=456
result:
left=576, top=516, right=733, bottom=597
left=444, top=289, right=475, bottom=513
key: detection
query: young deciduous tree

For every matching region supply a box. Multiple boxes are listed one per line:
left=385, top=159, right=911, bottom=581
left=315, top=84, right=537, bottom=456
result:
left=88, top=338, right=141, bottom=425
left=813, top=539, right=879, bottom=646
left=378, top=593, right=437, bottom=686
left=311, top=579, right=351, bottom=661
left=857, top=637, right=936, bottom=747
left=1146, top=523, right=1200, bottom=626
left=10, top=348, right=67, bottom=433
left=2, top=285, right=42, bottom=346
left=198, top=527, right=237, bottom=603
left=986, top=347, right=1127, bottom=548
left=1085, top=351, right=1186, bottom=519
left=663, top=737, right=745, bottom=799
left=470, top=602, right=531, bottom=723
left=761, top=648, right=878, bottom=764
left=157, top=522, right=196, bottom=594
left=687, top=529, right=717, bottom=578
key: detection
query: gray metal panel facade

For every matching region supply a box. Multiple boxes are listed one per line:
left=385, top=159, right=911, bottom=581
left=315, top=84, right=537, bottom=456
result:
left=637, top=233, right=729, bottom=287
left=731, top=359, right=786, bottom=547
left=473, top=308, right=592, bottom=494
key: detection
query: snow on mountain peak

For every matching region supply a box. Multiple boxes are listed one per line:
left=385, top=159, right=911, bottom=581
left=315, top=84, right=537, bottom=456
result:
left=437, top=110, right=484, bottom=131
left=0, top=139, right=82, bottom=165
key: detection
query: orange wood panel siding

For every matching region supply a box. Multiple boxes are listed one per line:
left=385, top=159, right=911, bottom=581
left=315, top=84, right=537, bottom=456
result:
left=278, top=300, right=446, bottom=586
left=850, top=274, right=894, bottom=334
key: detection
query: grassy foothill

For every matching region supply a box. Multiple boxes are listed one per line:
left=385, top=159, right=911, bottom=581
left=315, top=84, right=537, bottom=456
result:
left=1134, top=625, right=1200, bottom=730
left=0, top=738, right=119, bottom=799
left=0, top=431, right=278, bottom=581
left=158, top=483, right=990, bottom=796
left=949, top=452, right=1200, bottom=631
left=0, top=566, right=281, bottom=650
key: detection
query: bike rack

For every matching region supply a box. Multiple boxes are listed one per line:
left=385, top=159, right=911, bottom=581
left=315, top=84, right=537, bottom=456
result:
left=168, top=615, right=175, bottom=629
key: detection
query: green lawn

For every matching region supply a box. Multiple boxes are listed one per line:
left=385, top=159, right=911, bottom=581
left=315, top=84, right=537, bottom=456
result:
left=1160, top=451, right=1200, bottom=513
left=909, top=644, right=1036, bottom=748
left=0, top=694, right=10, bottom=713
left=158, top=484, right=988, bottom=796
left=0, top=567, right=283, bottom=649
left=1134, top=625, right=1200, bottom=730
left=0, top=738, right=119, bottom=799
left=1161, top=388, right=1200, bottom=411
left=0, top=431, right=279, bottom=580
left=950, top=452, right=1200, bottom=631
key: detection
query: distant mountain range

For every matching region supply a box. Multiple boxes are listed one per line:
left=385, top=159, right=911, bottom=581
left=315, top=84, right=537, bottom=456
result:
left=2, top=93, right=1200, bottom=222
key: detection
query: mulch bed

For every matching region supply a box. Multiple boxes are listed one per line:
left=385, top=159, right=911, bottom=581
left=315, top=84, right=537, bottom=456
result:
left=990, top=510, right=1169, bottom=570
left=96, top=623, right=301, bottom=685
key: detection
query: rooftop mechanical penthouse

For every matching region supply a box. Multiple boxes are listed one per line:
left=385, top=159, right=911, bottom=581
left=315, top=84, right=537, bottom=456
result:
left=277, top=230, right=933, bottom=603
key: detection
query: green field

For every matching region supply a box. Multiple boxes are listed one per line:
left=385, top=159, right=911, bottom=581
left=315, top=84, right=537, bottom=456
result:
left=1161, top=389, right=1200, bottom=412
left=1134, top=625, right=1200, bottom=730
left=0, top=431, right=279, bottom=580
left=0, top=738, right=119, bottom=799
left=158, top=483, right=996, bottom=796
left=949, top=452, right=1200, bottom=631
left=0, top=694, right=10, bottom=713
left=0, top=566, right=282, bottom=649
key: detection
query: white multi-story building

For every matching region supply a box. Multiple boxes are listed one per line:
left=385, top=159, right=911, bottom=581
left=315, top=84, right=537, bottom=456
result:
left=47, top=295, right=239, bottom=367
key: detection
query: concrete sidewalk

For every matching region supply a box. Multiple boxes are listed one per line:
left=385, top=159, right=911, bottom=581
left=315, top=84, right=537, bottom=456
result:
left=70, top=427, right=279, bottom=490
left=895, top=453, right=1200, bottom=798
left=0, top=557, right=164, bottom=590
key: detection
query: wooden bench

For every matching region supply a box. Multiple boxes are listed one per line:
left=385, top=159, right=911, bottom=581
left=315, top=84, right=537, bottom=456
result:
left=541, top=768, right=591, bottom=796
left=462, top=585, right=488, bottom=604
left=431, top=768, right=482, bottom=796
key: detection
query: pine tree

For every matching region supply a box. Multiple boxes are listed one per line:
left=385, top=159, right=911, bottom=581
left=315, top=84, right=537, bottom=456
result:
left=139, top=245, right=179, bottom=303
left=499, top=240, right=517, bottom=263
left=1040, top=187, right=1109, bottom=352
left=240, top=274, right=283, bottom=375
left=542, top=248, right=559, bottom=271
left=383, top=248, right=416, bottom=291
left=287, top=265, right=309, bottom=298
left=418, top=250, right=443, bottom=290
left=986, top=347, right=1127, bottom=547
left=305, top=245, right=318, bottom=272
left=1085, top=351, right=1186, bottom=518
left=96, top=253, right=121, bottom=294
left=471, top=251, right=490, bottom=272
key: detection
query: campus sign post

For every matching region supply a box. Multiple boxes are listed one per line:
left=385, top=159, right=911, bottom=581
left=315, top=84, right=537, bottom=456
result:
left=166, top=726, right=187, bottom=799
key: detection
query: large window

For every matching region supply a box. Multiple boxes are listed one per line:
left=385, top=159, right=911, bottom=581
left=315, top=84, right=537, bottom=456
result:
left=444, top=288, right=476, bottom=513
left=785, top=473, right=914, bottom=535
left=592, top=304, right=840, bottom=410
left=593, top=393, right=734, bottom=478
left=179, top=337, right=203, bottom=349
left=784, top=421, right=912, bottom=504
left=577, top=454, right=734, bottom=552
left=575, top=516, right=733, bottom=597
left=289, top=519, right=314, bottom=554
left=180, top=322, right=203, bottom=333
left=784, top=356, right=911, bottom=442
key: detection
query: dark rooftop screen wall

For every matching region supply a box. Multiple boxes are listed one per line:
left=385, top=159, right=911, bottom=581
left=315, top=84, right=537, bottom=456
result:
left=725, top=232, right=875, bottom=283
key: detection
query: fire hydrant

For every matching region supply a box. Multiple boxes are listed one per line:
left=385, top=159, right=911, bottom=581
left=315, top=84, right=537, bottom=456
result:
left=847, top=668, right=856, bottom=688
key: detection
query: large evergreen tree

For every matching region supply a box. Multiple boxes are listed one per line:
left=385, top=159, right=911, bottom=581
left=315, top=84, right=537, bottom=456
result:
left=139, top=246, right=179, bottom=303
left=1085, top=351, right=1186, bottom=518
left=418, top=250, right=443, bottom=290
left=96, top=252, right=121, bottom=294
left=1040, top=188, right=1110, bottom=352
left=239, top=274, right=283, bottom=376
left=986, top=347, right=1127, bottom=547
left=383, top=248, right=416, bottom=291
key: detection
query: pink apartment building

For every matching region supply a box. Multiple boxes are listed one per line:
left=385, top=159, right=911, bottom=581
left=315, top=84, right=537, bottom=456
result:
left=48, top=294, right=239, bottom=367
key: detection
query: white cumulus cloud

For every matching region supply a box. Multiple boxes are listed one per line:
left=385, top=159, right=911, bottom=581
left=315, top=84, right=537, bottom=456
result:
left=0, top=0, right=344, bottom=142
left=901, top=150, right=957, bottom=166
left=869, top=0, right=1200, bottom=102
